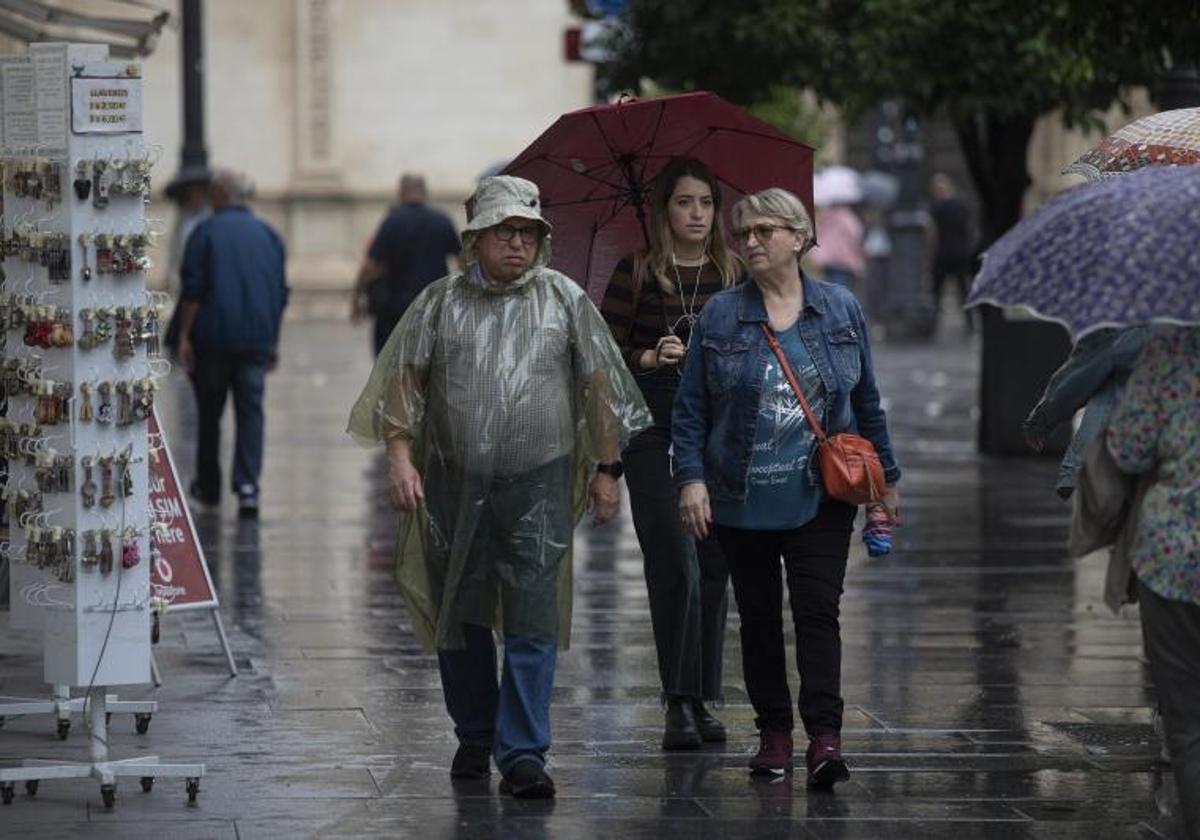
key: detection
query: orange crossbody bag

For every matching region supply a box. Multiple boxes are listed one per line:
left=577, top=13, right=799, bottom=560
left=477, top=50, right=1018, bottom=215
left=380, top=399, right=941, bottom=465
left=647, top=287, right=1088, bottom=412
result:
left=759, top=322, right=885, bottom=505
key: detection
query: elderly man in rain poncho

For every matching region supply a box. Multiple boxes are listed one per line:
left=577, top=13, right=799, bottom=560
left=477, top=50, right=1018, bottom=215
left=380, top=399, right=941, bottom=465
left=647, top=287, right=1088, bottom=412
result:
left=348, top=176, right=651, bottom=799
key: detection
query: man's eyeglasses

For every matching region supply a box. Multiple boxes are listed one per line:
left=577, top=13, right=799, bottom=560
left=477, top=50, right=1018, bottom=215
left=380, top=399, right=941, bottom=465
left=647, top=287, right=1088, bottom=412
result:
left=731, top=223, right=795, bottom=245
left=493, top=223, right=542, bottom=245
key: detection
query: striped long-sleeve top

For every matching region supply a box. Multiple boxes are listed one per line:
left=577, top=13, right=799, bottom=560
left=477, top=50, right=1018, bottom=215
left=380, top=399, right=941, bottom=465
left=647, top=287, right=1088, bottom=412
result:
left=598, top=255, right=728, bottom=373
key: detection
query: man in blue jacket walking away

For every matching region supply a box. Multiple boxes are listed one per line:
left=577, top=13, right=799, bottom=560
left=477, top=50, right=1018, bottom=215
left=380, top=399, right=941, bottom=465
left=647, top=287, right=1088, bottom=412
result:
left=176, top=169, right=289, bottom=519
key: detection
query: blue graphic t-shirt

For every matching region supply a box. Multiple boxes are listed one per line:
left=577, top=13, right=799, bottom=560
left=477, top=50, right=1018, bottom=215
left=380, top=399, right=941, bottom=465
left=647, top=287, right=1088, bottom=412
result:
left=712, top=325, right=825, bottom=530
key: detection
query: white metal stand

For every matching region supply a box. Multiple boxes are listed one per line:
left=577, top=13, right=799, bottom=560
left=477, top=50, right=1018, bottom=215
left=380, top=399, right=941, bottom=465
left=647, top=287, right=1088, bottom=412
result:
left=1, top=42, right=207, bottom=811
left=212, top=607, right=238, bottom=676
left=0, top=691, right=203, bottom=807
left=0, top=683, right=155, bottom=739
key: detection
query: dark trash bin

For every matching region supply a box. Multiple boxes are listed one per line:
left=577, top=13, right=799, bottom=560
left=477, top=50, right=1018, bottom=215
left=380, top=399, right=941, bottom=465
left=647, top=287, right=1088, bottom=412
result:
left=977, top=305, right=1072, bottom=456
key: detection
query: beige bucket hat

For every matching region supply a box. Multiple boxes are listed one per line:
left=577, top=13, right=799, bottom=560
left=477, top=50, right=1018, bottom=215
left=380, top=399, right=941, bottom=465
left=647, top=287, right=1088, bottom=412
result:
left=463, top=175, right=552, bottom=234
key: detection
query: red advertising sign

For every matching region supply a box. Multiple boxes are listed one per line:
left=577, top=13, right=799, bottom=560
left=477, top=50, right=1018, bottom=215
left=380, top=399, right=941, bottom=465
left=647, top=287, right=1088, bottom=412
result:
left=148, top=409, right=218, bottom=611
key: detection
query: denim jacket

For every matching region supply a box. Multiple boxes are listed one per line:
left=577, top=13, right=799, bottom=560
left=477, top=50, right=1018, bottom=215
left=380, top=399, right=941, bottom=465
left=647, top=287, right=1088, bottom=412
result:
left=671, top=274, right=900, bottom=502
left=1023, top=326, right=1150, bottom=497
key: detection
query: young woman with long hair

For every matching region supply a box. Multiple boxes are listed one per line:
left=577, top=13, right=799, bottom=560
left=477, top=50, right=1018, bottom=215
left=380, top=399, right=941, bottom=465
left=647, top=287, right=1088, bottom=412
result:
left=599, top=157, right=740, bottom=749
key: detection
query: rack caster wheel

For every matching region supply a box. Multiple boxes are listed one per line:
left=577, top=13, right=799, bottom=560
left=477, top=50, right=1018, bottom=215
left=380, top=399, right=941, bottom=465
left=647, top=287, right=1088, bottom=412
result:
left=56, top=719, right=70, bottom=740
left=106, top=713, right=112, bottom=726
left=1, top=782, right=14, bottom=805
left=0, top=715, right=6, bottom=727
left=101, top=784, right=115, bottom=809
left=134, top=713, right=152, bottom=735
left=24, top=780, right=38, bottom=797
left=140, top=777, right=154, bottom=793
left=186, top=777, right=200, bottom=804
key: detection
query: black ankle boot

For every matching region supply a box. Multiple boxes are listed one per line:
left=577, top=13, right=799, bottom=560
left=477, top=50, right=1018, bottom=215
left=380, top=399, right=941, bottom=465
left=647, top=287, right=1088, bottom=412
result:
left=691, top=699, right=726, bottom=743
left=662, top=697, right=702, bottom=750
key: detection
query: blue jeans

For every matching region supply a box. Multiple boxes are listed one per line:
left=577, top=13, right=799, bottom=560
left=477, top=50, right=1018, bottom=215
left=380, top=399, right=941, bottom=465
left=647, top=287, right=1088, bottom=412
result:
left=438, top=623, right=556, bottom=775
left=190, top=351, right=269, bottom=500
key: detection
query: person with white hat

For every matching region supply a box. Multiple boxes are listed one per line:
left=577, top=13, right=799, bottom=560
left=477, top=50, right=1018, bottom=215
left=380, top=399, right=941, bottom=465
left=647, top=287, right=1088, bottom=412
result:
left=347, top=175, right=651, bottom=798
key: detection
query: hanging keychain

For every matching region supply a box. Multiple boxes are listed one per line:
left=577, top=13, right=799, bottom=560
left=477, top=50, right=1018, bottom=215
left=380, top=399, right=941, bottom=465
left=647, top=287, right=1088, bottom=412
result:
left=80, top=456, right=97, bottom=508
left=57, top=528, right=75, bottom=583
left=78, top=233, right=91, bottom=281
left=116, top=381, right=134, bottom=425
left=99, top=455, right=115, bottom=508
left=96, top=381, right=114, bottom=424
left=78, top=308, right=98, bottom=349
left=119, top=450, right=134, bottom=498
left=81, top=530, right=98, bottom=572
left=142, top=306, right=161, bottom=357
left=113, top=307, right=135, bottom=359
left=99, top=529, right=114, bottom=574
left=79, top=382, right=94, bottom=421
left=121, top=527, right=140, bottom=569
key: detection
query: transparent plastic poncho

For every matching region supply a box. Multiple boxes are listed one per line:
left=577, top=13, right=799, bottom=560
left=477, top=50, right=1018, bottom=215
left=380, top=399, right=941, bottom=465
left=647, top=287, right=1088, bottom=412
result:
left=347, top=245, right=651, bottom=652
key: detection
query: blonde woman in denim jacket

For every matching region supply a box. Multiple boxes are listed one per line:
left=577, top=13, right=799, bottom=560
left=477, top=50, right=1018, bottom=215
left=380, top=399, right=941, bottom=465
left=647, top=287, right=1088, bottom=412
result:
left=673, top=188, right=900, bottom=790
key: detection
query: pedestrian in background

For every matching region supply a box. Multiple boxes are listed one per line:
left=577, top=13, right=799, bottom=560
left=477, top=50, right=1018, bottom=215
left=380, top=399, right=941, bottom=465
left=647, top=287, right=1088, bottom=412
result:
left=177, top=169, right=289, bottom=519
left=673, top=187, right=900, bottom=790
left=927, top=172, right=975, bottom=332
left=347, top=176, right=650, bottom=799
left=599, top=157, right=737, bottom=751
left=807, top=166, right=866, bottom=293
left=351, top=173, right=461, bottom=355
left=1106, top=327, right=1200, bottom=839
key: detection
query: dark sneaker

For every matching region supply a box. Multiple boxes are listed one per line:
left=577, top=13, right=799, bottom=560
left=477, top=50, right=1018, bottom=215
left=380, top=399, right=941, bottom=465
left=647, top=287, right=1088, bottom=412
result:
left=749, top=729, right=794, bottom=777
left=450, top=744, right=491, bottom=779
left=237, top=485, right=259, bottom=520
left=662, top=697, right=702, bottom=750
left=188, top=481, right=218, bottom=513
left=692, top=699, right=726, bottom=743
left=499, top=761, right=555, bottom=799
left=806, top=733, right=850, bottom=790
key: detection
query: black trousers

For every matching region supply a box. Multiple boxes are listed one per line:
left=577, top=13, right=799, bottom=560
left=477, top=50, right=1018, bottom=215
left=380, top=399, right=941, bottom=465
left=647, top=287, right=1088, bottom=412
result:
left=624, top=420, right=728, bottom=701
left=715, top=500, right=855, bottom=735
left=1139, top=582, right=1200, bottom=839
left=931, top=258, right=974, bottom=329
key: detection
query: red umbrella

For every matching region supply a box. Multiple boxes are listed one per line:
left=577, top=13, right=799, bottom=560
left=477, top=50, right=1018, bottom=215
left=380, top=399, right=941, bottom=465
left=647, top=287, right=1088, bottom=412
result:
left=503, top=92, right=815, bottom=302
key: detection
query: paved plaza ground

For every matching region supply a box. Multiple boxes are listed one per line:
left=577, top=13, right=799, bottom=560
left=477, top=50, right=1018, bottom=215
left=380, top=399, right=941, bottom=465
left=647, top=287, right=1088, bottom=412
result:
left=0, top=318, right=1188, bottom=838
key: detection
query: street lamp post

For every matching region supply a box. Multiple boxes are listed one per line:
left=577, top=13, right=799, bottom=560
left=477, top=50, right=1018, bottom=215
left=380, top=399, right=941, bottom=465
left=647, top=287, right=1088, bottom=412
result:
left=875, top=100, right=935, bottom=340
left=167, top=0, right=210, bottom=197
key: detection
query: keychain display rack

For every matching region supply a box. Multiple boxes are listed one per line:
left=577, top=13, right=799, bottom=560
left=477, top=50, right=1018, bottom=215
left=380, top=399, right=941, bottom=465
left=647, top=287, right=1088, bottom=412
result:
left=0, top=43, right=203, bottom=809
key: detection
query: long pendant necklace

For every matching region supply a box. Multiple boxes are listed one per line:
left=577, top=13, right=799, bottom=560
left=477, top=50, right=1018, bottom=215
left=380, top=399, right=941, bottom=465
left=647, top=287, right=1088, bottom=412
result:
left=670, top=251, right=706, bottom=341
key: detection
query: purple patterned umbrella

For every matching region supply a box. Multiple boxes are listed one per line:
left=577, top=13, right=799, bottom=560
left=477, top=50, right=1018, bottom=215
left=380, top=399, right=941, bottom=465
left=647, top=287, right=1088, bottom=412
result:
left=965, top=166, right=1200, bottom=338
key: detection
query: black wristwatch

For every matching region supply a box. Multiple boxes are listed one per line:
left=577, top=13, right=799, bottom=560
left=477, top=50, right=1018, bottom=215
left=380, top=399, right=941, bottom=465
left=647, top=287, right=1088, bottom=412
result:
left=596, top=461, right=624, bottom=479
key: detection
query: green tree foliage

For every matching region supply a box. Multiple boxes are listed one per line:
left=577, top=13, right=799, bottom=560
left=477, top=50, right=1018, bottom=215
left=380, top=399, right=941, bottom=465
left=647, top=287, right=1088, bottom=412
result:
left=608, top=0, right=1200, bottom=243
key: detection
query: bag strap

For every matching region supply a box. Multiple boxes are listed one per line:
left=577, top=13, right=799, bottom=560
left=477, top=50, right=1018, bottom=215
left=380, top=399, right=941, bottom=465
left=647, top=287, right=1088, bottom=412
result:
left=759, top=322, right=827, bottom=444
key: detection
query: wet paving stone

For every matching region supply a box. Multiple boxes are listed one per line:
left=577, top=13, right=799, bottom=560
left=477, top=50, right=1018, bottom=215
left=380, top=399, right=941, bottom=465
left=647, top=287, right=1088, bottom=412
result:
left=0, top=322, right=1189, bottom=836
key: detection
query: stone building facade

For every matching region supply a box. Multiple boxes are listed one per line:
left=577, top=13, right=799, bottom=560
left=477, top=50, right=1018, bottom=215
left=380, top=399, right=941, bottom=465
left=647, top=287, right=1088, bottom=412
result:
left=3, top=0, right=594, bottom=313
left=0, top=2, right=1157, bottom=315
